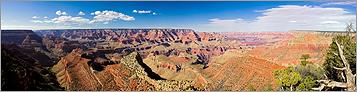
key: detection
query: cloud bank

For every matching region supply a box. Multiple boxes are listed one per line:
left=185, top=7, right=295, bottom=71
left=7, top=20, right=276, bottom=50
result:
left=90, top=10, right=135, bottom=23
left=55, top=10, right=67, bottom=16
left=78, top=11, right=85, bottom=16
left=133, top=10, right=157, bottom=15
left=321, top=0, right=356, bottom=6
left=200, top=5, right=356, bottom=32
left=32, top=10, right=134, bottom=25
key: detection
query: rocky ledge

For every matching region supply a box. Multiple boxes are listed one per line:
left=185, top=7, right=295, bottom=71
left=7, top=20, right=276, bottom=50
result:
left=51, top=48, right=207, bottom=91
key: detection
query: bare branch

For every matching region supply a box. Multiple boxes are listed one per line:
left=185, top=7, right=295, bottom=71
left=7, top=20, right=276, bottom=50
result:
left=333, top=52, right=338, bottom=56
left=312, top=84, right=325, bottom=91
left=326, top=81, right=348, bottom=88
left=341, top=72, right=346, bottom=82
left=335, top=41, right=350, bottom=69
left=317, top=24, right=356, bottom=91
left=333, top=66, right=347, bottom=71
left=313, top=80, right=348, bottom=91
left=324, top=74, right=329, bottom=79
left=347, top=23, right=356, bottom=32
left=335, top=40, right=356, bottom=91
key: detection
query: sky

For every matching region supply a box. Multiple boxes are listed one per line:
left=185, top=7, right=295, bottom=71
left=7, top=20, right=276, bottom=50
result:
left=1, top=0, right=356, bottom=32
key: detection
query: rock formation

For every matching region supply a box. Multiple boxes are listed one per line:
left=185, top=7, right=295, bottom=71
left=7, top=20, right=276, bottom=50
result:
left=51, top=48, right=205, bottom=91
left=1, top=44, right=63, bottom=91
left=2, top=29, right=344, bottom=91
left=1, top=30, right=43, bottom=45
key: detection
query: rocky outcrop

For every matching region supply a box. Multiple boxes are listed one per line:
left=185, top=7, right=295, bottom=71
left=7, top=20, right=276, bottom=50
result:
left=1, top=30, right=44, bottom=50
left=35, top=29, right=227, bottom=59
left=37, top=29, right=195, bottom=43
left=248, top=32, right=334, bottom=66
left=202, top=50, right=285, bottom=91
left=192, top=53, right=211, bottom=69
left=20, top=35, right=43, bottom=48
left=36, top=29, right=224, bottom=46
left=1, top=30, right=56, bottom=65
left=52, top=48, right=204, bottom=91
left=1, top=44, right=63, bottom=91
left=199, top=32, right=224, bottom=42
left=3, top=29, right=341, bottom=91
left=1, top=30, right=42, bottom=45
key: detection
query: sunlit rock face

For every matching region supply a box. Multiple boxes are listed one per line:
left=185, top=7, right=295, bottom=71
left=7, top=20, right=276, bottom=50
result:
left=2, top=29, right=343, bottom=91
left=52, top=49, right=203, bottom=91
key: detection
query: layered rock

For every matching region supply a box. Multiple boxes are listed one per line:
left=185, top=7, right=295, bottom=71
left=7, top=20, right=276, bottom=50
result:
left=36, top=29, right=220, bottom=44
left=20, top=35, right=43, bottom=48
left=199, top=32, right=224, bottom=42
left=1, top=30, right=42, bottom=45
left=1, top=30, right=44, bottom=50
left=35, top=29, right=227, bottom=59
left=202, top=50, right=285, bottom=91
left=52, top=48, right=205, bottom=91
left=1, top=44, right=63, bottom=91
left=3, top=29, right=343, bottom=91
left=248, top=32, right=335, bottom=66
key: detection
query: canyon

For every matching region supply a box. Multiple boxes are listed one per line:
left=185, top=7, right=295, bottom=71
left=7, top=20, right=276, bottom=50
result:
left=1, top=29, right=343, bottom=91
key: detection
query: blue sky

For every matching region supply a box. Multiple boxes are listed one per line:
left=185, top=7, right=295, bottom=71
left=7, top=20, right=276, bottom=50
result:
left=1, top=0, right=356, bottom=32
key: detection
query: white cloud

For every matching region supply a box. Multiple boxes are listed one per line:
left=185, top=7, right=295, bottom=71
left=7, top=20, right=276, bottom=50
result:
left=1, top=24, right=90, bottom=30
left=32, top=16, right=90, bottom=25
left=289, top=21, right=297, bottom=23
left=30, top=20, right=52, bottom=23
left=94, top=11, right=101, bottom=15
left=31, top=20, right=42, bottom=23
left=33, top=10, right=134, bottom=25
left=321, top=1, right=356, bottom=6
left=32, top=16, right=39, bottom=19
left=138, top=10, right=151, bottom=14
left=78, top=11, right=85, bottom=15
left=90, top=12, right=95, bottom=15
left=321, top=21, right=340, bottom=24
left=152, top=12, right=157, bottom=15
left=133, top=10, right=152, bottom=14
left=56, top=10, right=67, bottom=16
left=200, top=5, right=356, bottom=32
left=89, top=10, right=134, bottom=23
left=43, top=16, right=48, bottom=19
left=52, top=16, right=90, bottom=24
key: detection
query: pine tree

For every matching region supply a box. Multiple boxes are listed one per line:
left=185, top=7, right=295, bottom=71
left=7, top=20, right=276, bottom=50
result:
left=313, top=23, right=356, bottom=91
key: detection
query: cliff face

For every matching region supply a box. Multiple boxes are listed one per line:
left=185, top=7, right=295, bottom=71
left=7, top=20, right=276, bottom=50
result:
left=35, top=29, right=225, bottom=58
left=36, top=29, right=224, bottom=44
left=1, top=30, right=58, bottom=66
left=3, top=29, right=342, bottom=91
left=1, top=30, right=42, bottom=45
left=52, top=48, right=204, bottom=91
left=248, top=32, right=334, bottom=66
left=199, top=32, right=225, bottom=42
left=1, top=44, right=63, bottom=91
left=203, top=50, right=285, bottom=91
left=1, top=30, right=44, bottom=49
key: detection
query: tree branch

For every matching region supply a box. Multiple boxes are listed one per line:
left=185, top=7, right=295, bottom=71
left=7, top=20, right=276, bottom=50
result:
left=312, top=84, right=325, bottom=91
left=313, top=80, right=348, bottom=91
left=341, top=72, right=346, bottom=82
left=335, top=41, right=350, bottom=70
left=333, top=52, right=338, bottom=56
left=333, top=66, right=347, bottom=71
left=335, top=40, right=355, bottom=91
